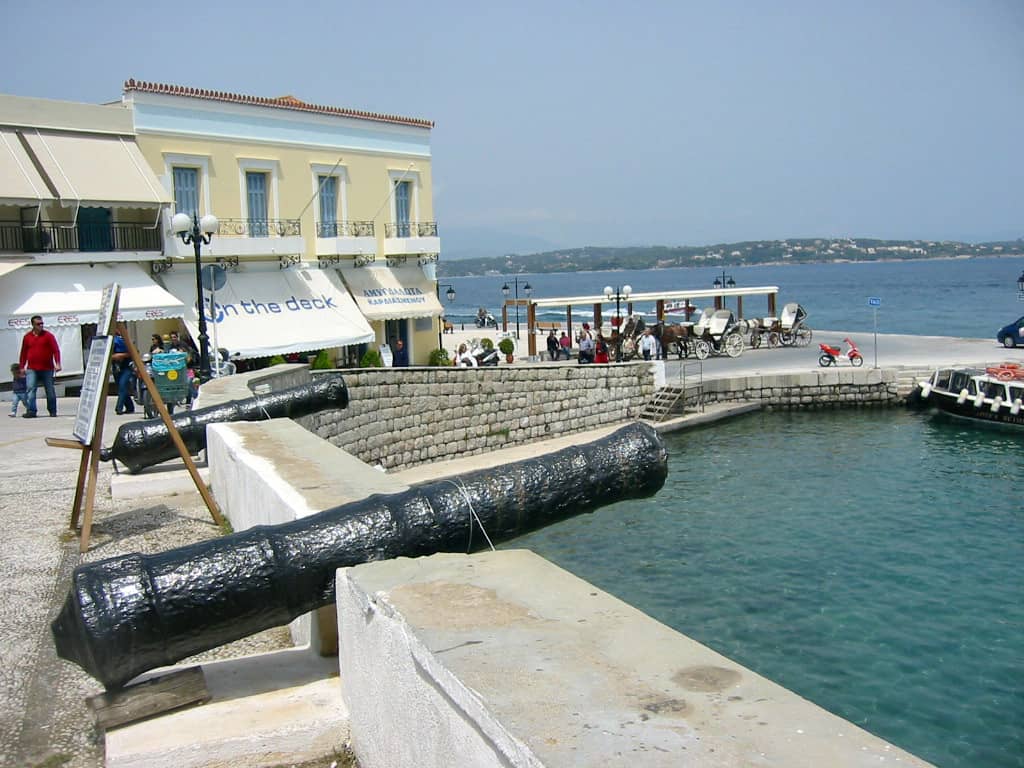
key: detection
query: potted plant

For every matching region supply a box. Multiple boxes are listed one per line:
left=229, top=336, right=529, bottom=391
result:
left=498, top=337, right=515, bottom=363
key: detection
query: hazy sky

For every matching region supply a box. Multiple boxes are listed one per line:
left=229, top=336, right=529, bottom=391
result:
left=2, top=0, right=1021, bottom=253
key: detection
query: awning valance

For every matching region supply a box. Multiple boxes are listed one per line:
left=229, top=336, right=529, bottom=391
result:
left=0, top=263, right=185, bottom=330
left=21, top=129, right=171, bottom=208
left=338, top=264, right=444, bottom=320
left=158, top=267, right=374, bottom=359
left=0, top=129, right=53, bottom=206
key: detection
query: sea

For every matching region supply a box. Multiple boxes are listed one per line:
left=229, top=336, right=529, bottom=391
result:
left=473, top=256, right=1023, bottom=767
left=441, top=255, right=1024, bottom=339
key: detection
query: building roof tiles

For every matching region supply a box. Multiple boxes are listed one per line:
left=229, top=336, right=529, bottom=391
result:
left=123, top=79, right=433, bottom=129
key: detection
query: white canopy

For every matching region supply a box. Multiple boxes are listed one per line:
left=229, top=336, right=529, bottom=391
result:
left=158, top=267, right=374, bottom=359
left=338, top=264, right=444, bottom=320
left=20, top=129, right=170, bottom=208
left=0, top=262, right=185, bottom=328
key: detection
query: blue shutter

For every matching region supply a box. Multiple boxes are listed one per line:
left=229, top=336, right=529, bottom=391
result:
left=173, top=168, right=199, bottom=216
left=246, top=172, right=268, bottom=237
left=395, top=180, right=411, bottom=237
left=318, top=176, right=337, bottom=237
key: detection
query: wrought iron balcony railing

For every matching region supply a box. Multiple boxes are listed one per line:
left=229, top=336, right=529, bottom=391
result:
left=384, top=221, right=439, bottom=238
left=0, top=220, right=161, bottom=253
left=315, top=220, right=375, bottom=238
left=216, top=218, right=302, bottom=238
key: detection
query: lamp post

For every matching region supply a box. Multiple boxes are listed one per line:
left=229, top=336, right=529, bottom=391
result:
left=171, top=211, right=219, bottom=383
left=502, top=278, right=532, bottom=339
left=603, top=284, right=633, bottom=329
left=712, top=270, right=736, bottom=291
left=1017, top=271, right=1024, bottom=301
left=712, top=270, right=736, bottom=312
left=437, top=283, right=456, bottom=350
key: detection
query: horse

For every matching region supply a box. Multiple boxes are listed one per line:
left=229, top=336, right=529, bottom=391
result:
left=650, top=321, right=691, bottom=359
left=442, top=319, right=455, bottom=334
left=611, top=315, right=646, bottom=361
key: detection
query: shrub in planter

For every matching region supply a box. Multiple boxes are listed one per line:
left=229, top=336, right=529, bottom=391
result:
left=311, top=350, right=333, bottom=369
left=428, top=348, right=451, bottom=367
left=359, top=349, right=383, bottom=368
left=498, top=338, right=515, bottom=358
left=268, top=355, right=287, bottom=366
left=479, top=338, right=494, bottom=351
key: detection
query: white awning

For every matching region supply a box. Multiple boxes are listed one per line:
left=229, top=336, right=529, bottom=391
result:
left=0, top=263, right=185, bottom=330
left=338, top=264, right=444, bottom=320
left=0, top=128, right=53, bottom=206
left=158, top=267, right=374, bottom=359
left=20, top=129, right=171, bottom=208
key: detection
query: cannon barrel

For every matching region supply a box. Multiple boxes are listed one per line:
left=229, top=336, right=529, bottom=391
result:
left=99, top=375, right=349, bottom=473
left=53, top=423, right=667, bottom=688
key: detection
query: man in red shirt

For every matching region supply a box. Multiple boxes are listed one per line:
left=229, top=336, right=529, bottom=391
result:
left=19, top=315, right=62, bottom=418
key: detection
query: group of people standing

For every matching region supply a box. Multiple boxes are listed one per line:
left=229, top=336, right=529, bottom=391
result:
left=9, top=320, right=200, bottom=419
left=544, top=325, right=661, bottom=364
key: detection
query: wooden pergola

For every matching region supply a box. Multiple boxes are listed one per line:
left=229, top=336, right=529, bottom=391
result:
left=506, top=286, right=780, bottom=357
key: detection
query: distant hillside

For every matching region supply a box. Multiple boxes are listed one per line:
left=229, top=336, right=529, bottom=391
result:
left=438, top=237, right=1024, bottom=277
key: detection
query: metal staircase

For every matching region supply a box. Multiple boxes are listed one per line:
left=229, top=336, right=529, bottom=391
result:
left=639, top=361, right=703, bottom=423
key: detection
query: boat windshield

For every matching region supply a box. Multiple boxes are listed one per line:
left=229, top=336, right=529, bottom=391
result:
left=950, top=371, right=973, bottom=392
left=982, top=381, right=1006, bottom=398
left=935, top=370, right=952, bottom=389
left=1010, top=385, right=1024, bottom=402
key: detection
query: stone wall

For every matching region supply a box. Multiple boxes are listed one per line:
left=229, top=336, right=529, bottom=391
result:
left=699, top=367, right=901, bottom=409
left=299, top=363, right=657, bottom=471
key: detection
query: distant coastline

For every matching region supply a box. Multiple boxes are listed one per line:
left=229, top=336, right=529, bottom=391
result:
left=439, top=237, right=1024, bottom=278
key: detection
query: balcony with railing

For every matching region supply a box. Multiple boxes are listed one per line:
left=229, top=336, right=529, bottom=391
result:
left=383, top=220, right=440, bottom=256
left=163, top=216, right=305, bottom=259
left=315, top=220, right=376, bottom=258
left=0, top=220, right=162, bottom=254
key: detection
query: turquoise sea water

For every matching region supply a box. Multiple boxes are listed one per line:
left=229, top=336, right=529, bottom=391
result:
left=507, top=410, right=1023, bottom=768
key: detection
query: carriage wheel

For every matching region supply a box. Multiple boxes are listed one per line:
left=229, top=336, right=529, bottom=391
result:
left=780, top=331, right=794, bottom=347
left=724, top=333, right=744, bottom=358
left=768, top=332, right=781, bottom=348
left=694, top=340, right=711, bottom=360
left=795, top=327, right=813, bottom=347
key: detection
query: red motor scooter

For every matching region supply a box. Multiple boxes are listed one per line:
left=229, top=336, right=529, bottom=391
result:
left=818, top=337, right=864, bottom=367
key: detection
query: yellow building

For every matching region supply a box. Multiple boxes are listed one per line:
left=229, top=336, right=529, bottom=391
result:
left=124, top=79, right=443, bottom=368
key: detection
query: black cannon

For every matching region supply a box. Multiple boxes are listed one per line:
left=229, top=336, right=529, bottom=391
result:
left=53, top=423, right=667, bottom=688
left=100, top=375, right=349, bottom=473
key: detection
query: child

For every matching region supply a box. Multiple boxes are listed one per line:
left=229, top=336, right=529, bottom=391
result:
left=9, top=363, right=27, bottom=417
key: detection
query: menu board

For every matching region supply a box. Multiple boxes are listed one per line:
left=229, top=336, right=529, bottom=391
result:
left=73, top=336, right=113, bottom=444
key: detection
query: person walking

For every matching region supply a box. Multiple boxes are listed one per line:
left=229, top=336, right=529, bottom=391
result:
left=546, top=330, right=560, bottom=362
left=9, top=363, right=28, bottom=417
left=19, top=315, right=61, bottom=418
left=559, top=331, right=572, bottom=360
left=111, top=333, right=136, bottom=415
left=640, top=328, right=659, bottom=361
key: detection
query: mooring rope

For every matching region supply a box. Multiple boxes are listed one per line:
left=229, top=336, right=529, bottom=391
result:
left=443, top=478, right=496, bottom=553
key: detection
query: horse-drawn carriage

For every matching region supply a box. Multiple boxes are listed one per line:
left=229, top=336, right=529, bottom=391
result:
left=650, top=307, right=744, bottom=360
left=749, top=302, right=812, bottom=348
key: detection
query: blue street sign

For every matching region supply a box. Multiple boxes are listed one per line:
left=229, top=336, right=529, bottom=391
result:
left=868, top=297, right=881, bottom=307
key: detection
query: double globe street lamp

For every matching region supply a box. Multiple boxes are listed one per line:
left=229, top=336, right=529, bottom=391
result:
left=603, top=284, right=632, bottom=329
left=171, top=211, right=219, bottom=383
left=502, top=278, right=532, bottom=339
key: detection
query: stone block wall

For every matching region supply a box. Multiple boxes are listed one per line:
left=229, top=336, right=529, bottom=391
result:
left=700, top=367, right=902, bottom=409
left=299, top=363, right=656, bottom=471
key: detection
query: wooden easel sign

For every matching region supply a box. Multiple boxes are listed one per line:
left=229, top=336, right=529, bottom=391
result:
left=46, top=283, right=120, bottom=552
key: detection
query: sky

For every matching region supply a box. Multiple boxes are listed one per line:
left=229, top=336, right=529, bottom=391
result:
left=1, top=0, right=1021, bottom=255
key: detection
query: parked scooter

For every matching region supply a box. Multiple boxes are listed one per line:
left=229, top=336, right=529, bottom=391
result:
left=818, top=337, right=864, bottom=367
left=475, top=308, right=497, bottom=328
left=455, top=340, right=500, bottom=367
